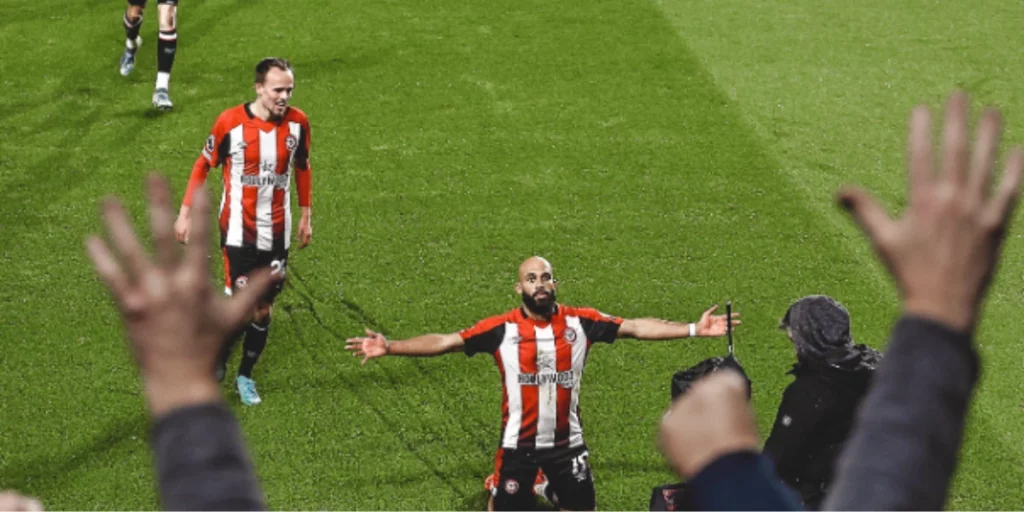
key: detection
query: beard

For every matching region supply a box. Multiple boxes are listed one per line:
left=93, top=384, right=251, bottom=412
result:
left=264, top=99, right=288, bottom=121
left=521, top=289, right=556, bottom=317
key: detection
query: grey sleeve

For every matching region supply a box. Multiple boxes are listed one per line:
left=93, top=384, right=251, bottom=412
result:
left=823, top=316, right=978, bottom=511
left=150, top=402, right=265, bottom=511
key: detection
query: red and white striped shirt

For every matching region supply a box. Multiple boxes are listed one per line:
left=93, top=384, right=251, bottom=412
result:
left=183, top=103, right=312, bottom=250
left=460, top=305, right=623, bottom=450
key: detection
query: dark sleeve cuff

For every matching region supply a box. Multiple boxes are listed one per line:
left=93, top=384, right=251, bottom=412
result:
left=150, top=402, right=231, bottom=438
left=892, top=314, right=978, bottom=383
left=151, top=402, right=265, bottom=511
left=688, top=451, right=803, bottom=511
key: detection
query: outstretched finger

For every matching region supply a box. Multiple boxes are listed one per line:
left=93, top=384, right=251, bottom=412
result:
left=220, top=268, right=279, bottom=330
left=146, top=173, right=178, bottom=269
left=85, top=235, right=131, bottom=301
left=987, top=147, right=1024, bottom=228
left=941, top=92, right=970, bottom=186
left=703, top=304, right=718, bottom=316
left=103, top=197, right=151, bottom=280
left=967, top=109, right=1003, bottom=200
left=838, top=186, right=894, bottom=246
left=907, top=105, right=934, bottom=207
left=185, top=187, right=212, bottom=273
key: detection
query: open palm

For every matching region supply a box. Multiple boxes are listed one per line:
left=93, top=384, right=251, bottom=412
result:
left=695, top=305, right=741, bottom=337
left=345, top=329, right=389, bottom=364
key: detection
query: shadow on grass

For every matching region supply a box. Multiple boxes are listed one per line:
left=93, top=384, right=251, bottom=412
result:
left=0, top=413, right=149, bottom=495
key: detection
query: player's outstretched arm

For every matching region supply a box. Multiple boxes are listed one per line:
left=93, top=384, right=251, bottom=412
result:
left=345, top=329, right=465, bottom=364
left=619, top=305, right=740, bottom=340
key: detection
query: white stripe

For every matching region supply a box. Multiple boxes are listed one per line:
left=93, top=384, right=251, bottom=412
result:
left=534, top=324, right=557, bottom=449
left=225, top=125, right=245, bottom=247
left=256, top=129, right=277, bottom=251
left=499, top=323, right=522, bottom=449
left=285, top=122, right=301, bottom=250
left=566, top=316, right=589, bottom=448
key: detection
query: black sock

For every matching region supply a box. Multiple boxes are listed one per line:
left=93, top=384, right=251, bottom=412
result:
left=157, top=29, right=177, bottom=74
left=123, top=12, right=143, bottom=48
left=238, top=321, right=270, bottom=378
left=216, top=325, right=245, bottom=382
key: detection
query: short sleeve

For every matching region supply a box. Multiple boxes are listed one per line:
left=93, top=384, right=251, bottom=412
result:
left=459, top=316, right=507, bottom=357
left=576, top=308, right=623, bottom=344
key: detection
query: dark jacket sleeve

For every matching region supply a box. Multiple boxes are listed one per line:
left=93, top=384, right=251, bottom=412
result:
left=823, top=316, right=978, bottom=510
left=688, top=451, right=803, bottom=511
left=150, top=402, right=265, bottom=511
left=763, top=381, right=831, bottom=493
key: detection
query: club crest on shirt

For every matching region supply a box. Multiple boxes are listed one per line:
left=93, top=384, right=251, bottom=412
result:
left=204, top=135, right=215, bottom=154
left=504, top=480, right=519, bottom=495
left=565, top=328, right=578, bottom=344
left=235, top=276, right=248, bottom=289
left=285, top=134, right=298, bottom=151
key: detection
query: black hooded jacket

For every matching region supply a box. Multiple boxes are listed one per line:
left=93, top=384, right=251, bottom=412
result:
left=762, top=344, right=881, bottom=509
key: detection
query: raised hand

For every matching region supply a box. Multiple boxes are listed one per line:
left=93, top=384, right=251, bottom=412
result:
left=839, top=92, right=1024, bottom=333
left=659, top=370, right=760, bottom=479
left=695, top=304, right=741, bottom=337
left=85, top=174, right=279, bottom=417
left=345, top=329, right=389, bottom=364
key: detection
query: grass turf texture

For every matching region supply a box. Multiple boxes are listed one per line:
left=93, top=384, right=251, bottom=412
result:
left=2, top=0, right=1023, bottom=509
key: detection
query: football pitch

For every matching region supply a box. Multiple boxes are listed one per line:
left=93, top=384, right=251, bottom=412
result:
left=3, top=0, right=1024, bottom=509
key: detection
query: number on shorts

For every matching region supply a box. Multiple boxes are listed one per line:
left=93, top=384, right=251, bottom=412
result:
left=571, top=451, right=591, bottom=481
left=270, top=258, right=288, bottom=276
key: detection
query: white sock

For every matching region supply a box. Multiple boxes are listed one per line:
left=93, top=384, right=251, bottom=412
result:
left=156, top=72, right=170, bottom=90
left=126, top=37, right=139, bottom=50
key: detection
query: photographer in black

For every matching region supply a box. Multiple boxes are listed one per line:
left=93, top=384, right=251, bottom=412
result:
left=762, top=296, right=881, bottom=509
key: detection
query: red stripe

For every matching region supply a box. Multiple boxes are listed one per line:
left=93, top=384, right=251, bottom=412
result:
left=553, top=314, right=573, bottom=445
left=517, top=319, right=538, bottom=447
left=221, top=247, right=231, bottom=291
left=493, top=447, right=505, bottom=477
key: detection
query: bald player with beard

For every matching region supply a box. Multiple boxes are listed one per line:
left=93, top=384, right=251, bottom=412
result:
left=346, top=256, right=739, bottom=511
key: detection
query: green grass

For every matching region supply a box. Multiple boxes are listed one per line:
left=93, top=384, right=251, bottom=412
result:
left=1, top=0, right=1023, bottom=509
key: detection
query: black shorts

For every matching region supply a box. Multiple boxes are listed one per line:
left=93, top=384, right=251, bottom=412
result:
left=493, top=444, right=595, bottom=511
left=127, top=0, right=178, bottom=7
left=221, top=241, right=288, bottom=304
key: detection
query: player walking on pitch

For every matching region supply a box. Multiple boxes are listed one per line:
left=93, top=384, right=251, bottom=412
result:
left=175, top=57, right=313, bottom=406
left=117, top=0, right=179, bottom=109
left=346, top=256, right=739, bottom=511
